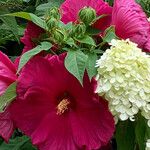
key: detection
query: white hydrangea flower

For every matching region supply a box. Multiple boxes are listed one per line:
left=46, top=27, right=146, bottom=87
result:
left=96, top=39, right=150, bottom=123
left=146, top=139, right=150, bottom=150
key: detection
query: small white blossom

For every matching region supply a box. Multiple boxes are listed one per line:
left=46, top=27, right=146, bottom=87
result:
left=96, top=39, right=150, bottom=123
left=146, top=139, right=150, bottom=150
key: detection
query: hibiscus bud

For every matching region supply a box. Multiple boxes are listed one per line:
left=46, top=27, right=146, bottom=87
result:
left=49, top=7, right=61, bottom=20
left=52, top=29, right=64, bottom=43
left=47, top=17, right=58, bottom=30
left=73, top=23, right=86, bottom=38
left=78, top=7, right=96, bottom=25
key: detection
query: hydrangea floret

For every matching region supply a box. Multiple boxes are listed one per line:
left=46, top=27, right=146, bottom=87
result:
left=146, top=139, right=150, bottom=150
left=95, top=39, right=150, bottom=124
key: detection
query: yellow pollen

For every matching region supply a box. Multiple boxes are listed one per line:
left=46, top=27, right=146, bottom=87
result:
left=57, top=99, right=70, bottom=115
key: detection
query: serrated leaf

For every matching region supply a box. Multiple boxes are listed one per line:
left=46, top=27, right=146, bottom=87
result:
left=0, top=82, right=17, bottom=112
left=0, top=136, right=36, bottom=150
left=4, top=12, right=47, bottom=30
left=115, top=120, right=135, bottom=150
left=75, top=35, right=96, bottom=46
left=86, top=53, right=98, bottom=80
left=103, top=26, right=118, bottom=43
left=65, top=50, right=88, bottom=85
left=17, top=42, right=52, bottom=73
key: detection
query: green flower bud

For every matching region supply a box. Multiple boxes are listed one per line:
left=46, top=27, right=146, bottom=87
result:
left=46, top=17, right=58, bottom=30
left=48, top=7, right=61, bottom=20
left=78, top=7, right=96, bottom=25
left=52, top=29, right=65, bottom=43
left=73, top=23, right=86, bottom=38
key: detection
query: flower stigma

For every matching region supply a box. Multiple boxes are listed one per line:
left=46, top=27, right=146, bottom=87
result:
left=56, top=98, right=70, bottom=115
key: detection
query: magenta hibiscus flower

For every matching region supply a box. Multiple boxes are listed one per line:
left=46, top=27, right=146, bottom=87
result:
left=21, top=22, right=44, bottom=53
left=10, top=54, right=114, bottom=150
left=111, top=0, right=150, bottom=52
left=0, top=51, right=17, bottom=141
left=60, top=0, right=112, bottom=31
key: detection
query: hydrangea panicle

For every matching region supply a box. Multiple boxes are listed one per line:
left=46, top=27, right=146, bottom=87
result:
left=96, top=39, right=150, bottom=124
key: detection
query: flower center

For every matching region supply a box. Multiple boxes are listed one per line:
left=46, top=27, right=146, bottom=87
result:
left=56, top=98, right=70, bottom=115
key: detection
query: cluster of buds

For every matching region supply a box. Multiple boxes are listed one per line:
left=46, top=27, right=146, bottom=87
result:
left=45, top=7, right=65, bottom=43
left=46, top=7, right=60, bottom=30
left=45, top=6, right=97, bottom=44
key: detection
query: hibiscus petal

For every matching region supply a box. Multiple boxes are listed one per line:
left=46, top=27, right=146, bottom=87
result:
left=32, top=113, right=78, bottom=150
left=70, top=99, right=114, bottom=149
left=0, top=52, right=16, bottom=141
left=112, top=0, right=150, bottom=52
left=21, top=22, right=44, bottom=53
left=0, top=108, right=14, bottom=142
left=0, top=52, right=16, bottom=95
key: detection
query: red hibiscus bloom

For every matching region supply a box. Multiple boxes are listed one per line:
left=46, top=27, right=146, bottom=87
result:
left=60, top=0, right=112, bottom=31
left=111, top=0, right=150, bottom=52
left=10, top=54, right=114, bottom=150
left=0, top=51, right=17, bottom=142
left=21, top=22, right=44, bottom=53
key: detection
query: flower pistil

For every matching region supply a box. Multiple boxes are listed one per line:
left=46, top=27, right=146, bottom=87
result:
left=56, top=98, right=70, bottom=115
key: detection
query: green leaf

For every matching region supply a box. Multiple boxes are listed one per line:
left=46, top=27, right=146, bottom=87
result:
left=0, top=82, right=17, bottom=112
left=0, top=8, right=19, bottom=42
left=65, top=50, right=88, bottom=85
left=58, top=22, right=73, bottom=30
left=66, top=38, right=76, bottom=47
left=75, top=35, right=96, bottom=46
left=86, top=26, right=101, bottom=35
left=86, top=53, right=98, bottom=80
left=0, top=136, right=36, bottom=150
left=135, top=115, right=150, bottom=150
left=115, top=120, right=136, bottom=150
left=103, top=26, right=118, bottom=43
left=36, top=0, right=64, bottom=12
left=4, top=12, right=47, bottom=30
left=17, top=42, right=52, bottom=73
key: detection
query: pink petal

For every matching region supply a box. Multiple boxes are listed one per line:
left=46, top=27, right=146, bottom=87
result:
left=21, top=22, right=44, bottom=53
left=0, top=51, right=16, bottom=95
left=112, top=0, right=150, bottom=52
left=0, top=51, right=16, bottom=141
left=0, top=108, right=14, bottom=142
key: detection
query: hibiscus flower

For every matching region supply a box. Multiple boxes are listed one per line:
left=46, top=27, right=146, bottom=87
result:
left=0, top=51, right=17, bottom=142
left=21, top=22, right=44, bottom=53
left=60, top=0, right=112, bottom=31
left=111, top=0, right=150, bottom=52
left=10, top=54, right=114, bottom=150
